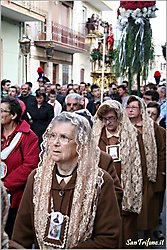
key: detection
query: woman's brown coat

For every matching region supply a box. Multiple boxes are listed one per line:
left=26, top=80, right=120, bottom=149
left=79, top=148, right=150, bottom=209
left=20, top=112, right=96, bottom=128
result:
left=11, top=166, right=121, bottom=249
left=137, top=122, right=166, bottom=230
left=98, top=128, right=138, bottom=248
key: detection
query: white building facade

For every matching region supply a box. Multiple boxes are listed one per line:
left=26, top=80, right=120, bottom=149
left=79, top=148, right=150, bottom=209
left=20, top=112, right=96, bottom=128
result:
left=1, top=1, right=165, bottom=91
left=1, top=0, right=113, bottom=91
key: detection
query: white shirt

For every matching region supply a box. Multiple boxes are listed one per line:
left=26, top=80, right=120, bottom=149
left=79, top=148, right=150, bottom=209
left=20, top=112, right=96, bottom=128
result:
left=106, top=127, right=120, bottom=139
left=48, top=100, right=62, bottom=117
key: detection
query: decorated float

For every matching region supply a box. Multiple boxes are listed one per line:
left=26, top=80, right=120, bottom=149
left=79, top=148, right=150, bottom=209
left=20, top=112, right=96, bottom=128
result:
left=116, top=1, right=158, bottom=93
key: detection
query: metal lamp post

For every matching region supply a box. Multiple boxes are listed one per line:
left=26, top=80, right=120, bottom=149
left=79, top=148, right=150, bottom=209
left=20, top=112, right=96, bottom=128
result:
left=19, top=35, right=31, bottom=82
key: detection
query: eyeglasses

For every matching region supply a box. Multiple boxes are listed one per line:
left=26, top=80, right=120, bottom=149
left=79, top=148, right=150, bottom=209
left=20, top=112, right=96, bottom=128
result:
left=66, top=103, right=78, bottom=107
left=126, top=106, right=139, bottom=110
left=48, top=132, right=74, bottom=145
left=102, top=116, right=117, bottom=123
left=1, top=108, right=10, bottom=113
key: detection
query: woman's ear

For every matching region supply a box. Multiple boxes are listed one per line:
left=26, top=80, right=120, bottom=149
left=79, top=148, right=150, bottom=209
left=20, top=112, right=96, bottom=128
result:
left=11, top=113, right=17, bottom=120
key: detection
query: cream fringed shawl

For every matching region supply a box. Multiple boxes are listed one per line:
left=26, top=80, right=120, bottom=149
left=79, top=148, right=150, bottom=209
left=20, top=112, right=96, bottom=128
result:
left=33, top=112, right=104, bottom=249
left=93, top=100, right=143, bottom=214
left=126, top=96, right=157, bottom=182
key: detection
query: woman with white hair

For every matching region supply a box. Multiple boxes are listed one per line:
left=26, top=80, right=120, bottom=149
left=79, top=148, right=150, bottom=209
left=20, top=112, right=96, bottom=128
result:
left=11, top=112, right=121, bottom=249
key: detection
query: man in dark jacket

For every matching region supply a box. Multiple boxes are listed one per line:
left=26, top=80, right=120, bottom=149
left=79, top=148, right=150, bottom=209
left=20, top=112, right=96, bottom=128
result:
left=86, top=84, right=101, bottom=116
left=18, top=83, right=36, bottom=124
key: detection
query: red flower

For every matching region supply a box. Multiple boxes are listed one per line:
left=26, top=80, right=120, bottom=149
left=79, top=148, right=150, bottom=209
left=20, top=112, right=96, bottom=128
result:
left=108, top=34, right=114, bottom=45
left=37, top=67, right=44, bottom=73
left=154, top=71, right=161, bottom=77
left=119, top=1, right=156, bottom=10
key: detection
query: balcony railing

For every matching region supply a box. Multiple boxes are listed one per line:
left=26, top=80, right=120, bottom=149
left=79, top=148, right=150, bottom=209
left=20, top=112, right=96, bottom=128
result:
left=10, top=0, right=47, bottom=16
left=36, top=22, right=89, bottom=52
left=52, top=23, right=86, bottom=50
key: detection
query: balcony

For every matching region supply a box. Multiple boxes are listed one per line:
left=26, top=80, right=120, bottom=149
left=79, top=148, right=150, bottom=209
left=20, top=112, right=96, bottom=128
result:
left=1, top=0, right=46, bottom=22
left=34, top=22, right=89, bottom=54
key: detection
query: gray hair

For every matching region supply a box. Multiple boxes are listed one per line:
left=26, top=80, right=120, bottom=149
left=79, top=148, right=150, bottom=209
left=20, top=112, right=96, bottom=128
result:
left=65, top=93, right=82, bottom=104
left=44, top=112, right=91, bottom=147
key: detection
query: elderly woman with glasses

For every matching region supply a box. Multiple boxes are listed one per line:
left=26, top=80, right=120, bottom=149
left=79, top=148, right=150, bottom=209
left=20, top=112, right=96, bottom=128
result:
left=92, top=100, right=143, bottom=248
left=11, top=112, right=121, bottom=249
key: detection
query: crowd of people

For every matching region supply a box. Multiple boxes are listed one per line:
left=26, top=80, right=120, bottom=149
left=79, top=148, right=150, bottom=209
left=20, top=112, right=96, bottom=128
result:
left=1, top=76, right=166, bottom=249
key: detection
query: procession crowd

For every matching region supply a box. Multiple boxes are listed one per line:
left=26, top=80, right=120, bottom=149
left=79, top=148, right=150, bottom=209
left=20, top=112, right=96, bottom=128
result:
left=1, top=76, right=166, bottom=249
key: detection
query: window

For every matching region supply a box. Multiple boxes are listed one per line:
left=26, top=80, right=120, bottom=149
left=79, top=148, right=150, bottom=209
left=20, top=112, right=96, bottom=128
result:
left=80, top=68, right=85, bottom=82
left=161, top=63, right=166, bottom=71
left=53, top=64, right=58, bottom=84
left=82, top=6, right=87, bottom=35
left=62, top=65, right=69, bottom=85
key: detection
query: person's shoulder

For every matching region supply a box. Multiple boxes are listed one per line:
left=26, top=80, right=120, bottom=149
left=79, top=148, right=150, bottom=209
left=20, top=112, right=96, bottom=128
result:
left=26, top=168, right=38, bottom=186
left=44, top=102, right=54, bottom=109
left=28, top=128, right=39, bottom=139
left=154, top=122, right=166, bottom=140
left=55, top=99, right=62, bottom=107
left=19, top=121, right=39, bottom=141
left=22, top=129, right=39, bottom=147
left=159, top=118, right=166, bottom=129
left=29, top=94, right=36, bottom=100
left=57, top=93, right=64, bottom=99
left=17, top=120, right=30, bottom=132
left=99, top=150, right=112, bottom=171
left=157, top=124, right=166, bottom=136
left=154, top=121, right=165, bottom=132
left=27, top=95, right=36, bottom=106
left=28, top=168, right=37, bottom=180
left=98, top=168, right=114, bottom=184
left=86, top=99, right=94, bottom=107
left=46, top=102, right=53, bottom=107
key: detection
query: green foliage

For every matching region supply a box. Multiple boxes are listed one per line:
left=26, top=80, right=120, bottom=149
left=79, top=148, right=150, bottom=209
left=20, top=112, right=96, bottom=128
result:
left=116, top=18, right=154, bottom=80
left=90, top=48, right=102, bottom=61
left=107, top=49, right=116, bottom=62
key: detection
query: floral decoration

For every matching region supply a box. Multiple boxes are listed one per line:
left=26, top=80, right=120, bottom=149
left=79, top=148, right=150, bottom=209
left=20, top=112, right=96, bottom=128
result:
left=116, top=1, right=157, bottom=91
left=107, top=34, right=114, bottom=47
left=90, top=48, right=102, bottom=61
left=118, top=1, right=156, bottom=11
left=106, top=48, right=116, bottom=63
left=117, top=1, right=157, bottom=30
